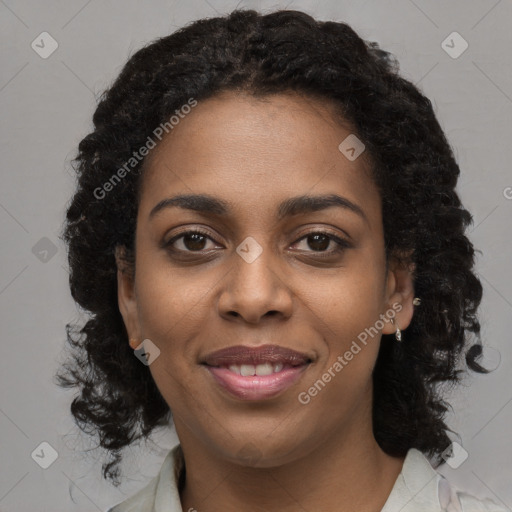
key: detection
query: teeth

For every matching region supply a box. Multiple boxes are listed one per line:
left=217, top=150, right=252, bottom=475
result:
left=227, top=363, right=286, bottom=376
left=240, top=364, right=255, bottom=376
left=255, top=363, right=274, bottom=376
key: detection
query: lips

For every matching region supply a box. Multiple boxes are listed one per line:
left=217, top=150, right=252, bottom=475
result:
left=201, top=344, right=313, bottom=401
left=201, top=344, right=312, bottom=367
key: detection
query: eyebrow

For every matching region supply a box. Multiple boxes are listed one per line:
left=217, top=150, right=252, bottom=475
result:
left=149, top=193, right=368, bottom=223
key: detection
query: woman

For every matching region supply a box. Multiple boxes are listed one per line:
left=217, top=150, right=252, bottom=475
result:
left=56, top=9, right=507, bottom=511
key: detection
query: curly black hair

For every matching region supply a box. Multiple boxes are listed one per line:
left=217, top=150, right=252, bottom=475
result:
left=56, top=8, right=488, bottom=486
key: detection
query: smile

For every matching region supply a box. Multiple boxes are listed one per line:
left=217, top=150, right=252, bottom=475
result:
left=204, top=364, right=310, bottom=400
left=200, top=344, right=314, bottom=400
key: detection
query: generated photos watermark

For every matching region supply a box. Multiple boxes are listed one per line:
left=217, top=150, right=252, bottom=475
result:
left=93, top=97, right=198, bottom=200
left=298, top=302, right=403, bottom=405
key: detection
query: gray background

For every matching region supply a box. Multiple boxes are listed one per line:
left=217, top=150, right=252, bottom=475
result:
left=0, top=0, right=511, bottom=510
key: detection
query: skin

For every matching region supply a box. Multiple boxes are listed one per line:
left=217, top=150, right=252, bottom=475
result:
left=117, top=91, right=415, bottom=512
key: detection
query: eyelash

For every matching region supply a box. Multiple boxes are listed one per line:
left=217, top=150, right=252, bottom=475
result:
left=164, top=228, right=352, bottom=258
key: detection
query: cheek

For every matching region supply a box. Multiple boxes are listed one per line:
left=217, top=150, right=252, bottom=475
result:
left=312, top=256, right=386, bottom=334
left=306, top=256, right=387, bottom=380
left=134, top=268, right=207, bottom=412
left=134, top=257, right=215, bottom=343
left=298, top=284, right=382, bottom=426
left=315, top=296, right=383, bottom=384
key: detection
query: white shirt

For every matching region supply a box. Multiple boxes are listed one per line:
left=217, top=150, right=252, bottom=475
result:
left=107, top=445, right=506, bottom=511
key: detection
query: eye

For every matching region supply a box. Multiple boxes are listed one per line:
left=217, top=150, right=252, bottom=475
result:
left=163, top=228, right=351, bottom=257
left=164, top=229, right=221, bottom=253
left=291, top=231, right=351, bottom=256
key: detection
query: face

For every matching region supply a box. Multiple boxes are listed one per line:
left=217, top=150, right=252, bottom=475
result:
left=117, top=91, right=414, bottom=467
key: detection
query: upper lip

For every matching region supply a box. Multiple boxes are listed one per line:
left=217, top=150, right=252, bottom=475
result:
left=201, top=344, right=313, bottom=367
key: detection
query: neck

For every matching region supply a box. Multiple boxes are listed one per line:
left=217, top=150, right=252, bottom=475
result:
left=177, top=414, right=404, bottom=512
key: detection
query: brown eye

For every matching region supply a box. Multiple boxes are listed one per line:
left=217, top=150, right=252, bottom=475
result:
left=165, top=229, right=218, bottom=253
left=182, top=232, right=207, bottom=251
left=292, top=231, right=351, bottom=256
left=306, top=233, right=330, bottom=251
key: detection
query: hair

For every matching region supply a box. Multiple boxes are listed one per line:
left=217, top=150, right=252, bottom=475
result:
left=56, top=8, right=488, bottom=486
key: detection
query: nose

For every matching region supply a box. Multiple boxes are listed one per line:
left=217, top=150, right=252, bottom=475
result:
left=217, top=239, right=294, bottom=324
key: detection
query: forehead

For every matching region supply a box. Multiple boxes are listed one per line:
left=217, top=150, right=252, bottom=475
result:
left=138, top=91, right=380, bottom=224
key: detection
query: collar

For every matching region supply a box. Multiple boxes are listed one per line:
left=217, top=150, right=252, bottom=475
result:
left=381, top=448, right=444, bottom=511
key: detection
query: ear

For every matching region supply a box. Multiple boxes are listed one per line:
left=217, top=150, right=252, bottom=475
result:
left=381, top=256, right=415, bottom=336
left=115, top=245, right=141, bottom=342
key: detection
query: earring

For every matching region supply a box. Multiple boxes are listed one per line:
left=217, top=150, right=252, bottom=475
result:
left=413, top=297, right=421, bottom=306
left=390, top=319, right=402, bottom=342
left=129, top=338, right=140, bottom=350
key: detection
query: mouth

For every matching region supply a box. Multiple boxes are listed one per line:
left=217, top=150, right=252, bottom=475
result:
left=200, top=345, right=313, bottom=401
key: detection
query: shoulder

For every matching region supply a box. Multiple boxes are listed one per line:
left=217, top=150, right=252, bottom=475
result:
left=458, top=492, right=509, bottom=512
left=106, top=474, right=159, bottom=512
left=384, top=448, right=507, bottom=512
left=439, top=477, right=508, bottom=512
left=106, top=445, right=182, bottom=512
left=409, top=448, right=507, bottom=512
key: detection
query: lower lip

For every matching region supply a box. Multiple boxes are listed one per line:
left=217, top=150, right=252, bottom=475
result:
left=204, top=364, right=309, bottom=401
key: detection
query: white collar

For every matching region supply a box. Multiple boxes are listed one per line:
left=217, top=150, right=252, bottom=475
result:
left=381, top=447, right=444, bottom=511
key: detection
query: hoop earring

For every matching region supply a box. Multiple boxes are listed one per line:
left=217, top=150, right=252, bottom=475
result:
left=390, top=319, right=402, bottom=342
